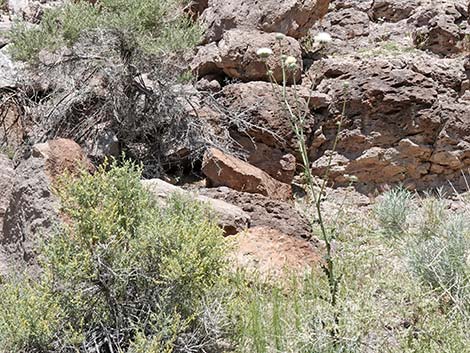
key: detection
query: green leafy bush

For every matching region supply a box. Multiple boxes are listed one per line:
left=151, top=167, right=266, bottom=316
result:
left=0, top=278, right=68, bottom=352
left=9, top=0, right=202, bottom=61
left=0, top=159, right=228, bottom=352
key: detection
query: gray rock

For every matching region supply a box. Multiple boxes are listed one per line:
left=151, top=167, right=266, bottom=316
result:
left=201, top=0, right=330, bottom=42
left=0, top=154, right=15, bottom=243
left=142, top=178, right=250, bottom=235
left=0, top=47, right=21, bottom=89
left=1, top=157, right=59, bottom=268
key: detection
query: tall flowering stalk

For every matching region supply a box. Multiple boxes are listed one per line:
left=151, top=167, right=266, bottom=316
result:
left=258, top=33, right=348, bottom=342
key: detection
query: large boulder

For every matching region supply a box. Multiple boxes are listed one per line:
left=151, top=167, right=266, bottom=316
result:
left=142, top=178, right=250, bottom=235
left=1, top=139, right=91, bottom=271
left=201, top=0, right=330, bottom=42
left=191, top=29, right=302, bottom=83
left=202, top=148, right=292, bottom=201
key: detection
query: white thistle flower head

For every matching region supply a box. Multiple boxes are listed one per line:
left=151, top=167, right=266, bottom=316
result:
left=314, top=32, right=332, bottom=45
left=275, top=33, right=286, bottom=41
left=284, top=56, right=297, bottom=66
left=347, top=174, right=359, bottom=183
left=256, top=47, right=273, bottom=58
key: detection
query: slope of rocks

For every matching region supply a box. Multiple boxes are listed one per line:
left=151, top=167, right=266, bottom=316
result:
left=192, top=0, right=470, bottom=193
left=1, top=0, right=470, bottom=275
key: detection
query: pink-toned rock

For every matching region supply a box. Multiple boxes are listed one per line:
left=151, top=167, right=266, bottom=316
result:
left=32, top=138, right=94, bottom=180
left=191, top=29, right=302, bottom=83
left=232, top=226, right=321, bottom=276
left=202, top=148, right=292, bottom=200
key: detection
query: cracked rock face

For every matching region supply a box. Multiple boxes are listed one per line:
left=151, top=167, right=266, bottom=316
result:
left=307, top=55, right=470, bottom=191
left=201, top=0, right=330, bottom=42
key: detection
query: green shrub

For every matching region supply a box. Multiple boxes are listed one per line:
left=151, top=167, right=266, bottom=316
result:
left=0, top=159, right=228, bottom=352
left=374, top=187, right=413, bottom=238
left=408, top=213, right=470, bottom=308
left=8, top=0, right=202, bottom=61
left=0, top=278, right=68, bottom=352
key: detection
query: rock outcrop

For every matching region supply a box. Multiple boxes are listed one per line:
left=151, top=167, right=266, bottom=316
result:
left=307, top=55, right=470, bottom=191
left=191, top=29, right=302, bottom=83
left=202, top=148, right=292, bottom=201
left=232, top=226, right=321, bottom=276
left=201, top=0, right=330, bottom=42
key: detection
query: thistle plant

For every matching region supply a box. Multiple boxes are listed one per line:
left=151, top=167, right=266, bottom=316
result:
left=257, top=32, right=346, bottom=342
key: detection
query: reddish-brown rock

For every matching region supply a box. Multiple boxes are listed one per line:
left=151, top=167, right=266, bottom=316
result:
left=0, top=154, right=14, bottom=236
left=199, top=186, right=312, bottom=238
left=1, top=139, right=92, bottom=272
left=220, top=81, right=312, bottom=152
left=232, top=226, right=321, bottom=276
left=32, top=138, right=94, bottom=180
left=202, top=148, right=292, bottom=200
left=305, top=56, right=470, bottom=191
left=233, top=134, right=296, bottom=184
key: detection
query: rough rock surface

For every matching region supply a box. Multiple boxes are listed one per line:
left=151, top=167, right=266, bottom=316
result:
left=201, top=0, right=330, bottom=42
left=32, top=138, right=94, bottom=179
left=199, top=186, right=313, bottom=239
left=410, top=1, right=469, bottom=56
left=220, top=81, right=312, bottom=153
left=202, top=148, right=292, bottom=201
left=0, top=155, right=14, bottom=235
left=232, top=133, right=297, bottom=184
left=0, top=98, right=24, bottom=149
left=307, top=55, right=470, bottom=191
left=191, top=0, right=470, bottom=193
left=1, top=139, right=91, bottom=272
left=1, top=157, right=59, bottom=269
left=232, top=226, right=321, bottom=276
left=191, top=29, right=302, bottom=83
left=142, top=178, right=250, bottom=235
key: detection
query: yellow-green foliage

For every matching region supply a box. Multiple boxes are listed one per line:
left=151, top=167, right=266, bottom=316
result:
left=9, top=0, right=202, bottom=61
left=0, top=159, right=228, bottom=352
left=0, top=279, right=64, bottom=352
